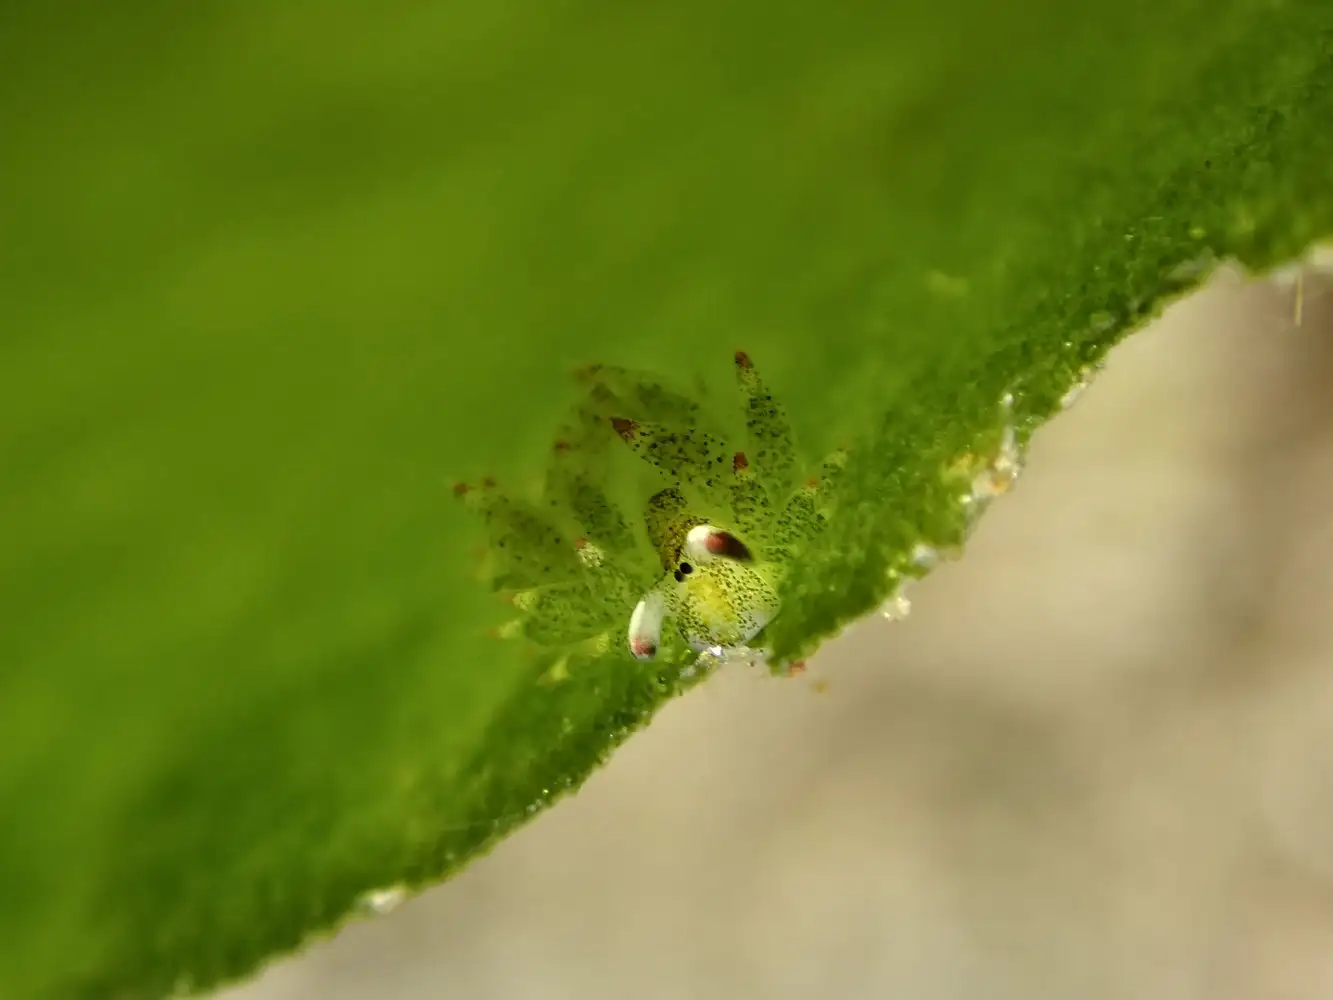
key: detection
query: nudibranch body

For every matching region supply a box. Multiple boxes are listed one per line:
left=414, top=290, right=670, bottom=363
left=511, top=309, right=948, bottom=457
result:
left=625, top=492, right=781, bottom=660
left=610, top=351, right=844, bottom=661
left=457, top=351, right=845, bottom=668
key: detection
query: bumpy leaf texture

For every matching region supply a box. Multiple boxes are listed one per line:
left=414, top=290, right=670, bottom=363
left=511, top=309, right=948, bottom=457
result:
left=1, top=2, right=1332, bottom=997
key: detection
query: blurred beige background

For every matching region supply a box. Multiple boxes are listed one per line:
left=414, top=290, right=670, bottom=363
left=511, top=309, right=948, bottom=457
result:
left=222, top=266, right=1333, bottom=1000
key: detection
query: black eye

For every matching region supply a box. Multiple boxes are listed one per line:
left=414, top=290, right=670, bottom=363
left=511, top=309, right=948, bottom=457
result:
left=673, top=569, right=684, bottom=582
left=679, top=562, right=693, bottom=575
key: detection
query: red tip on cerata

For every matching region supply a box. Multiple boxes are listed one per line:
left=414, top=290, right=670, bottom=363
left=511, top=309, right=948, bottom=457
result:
left=610, top=417, right=637, bottom=439
left=733, top=451, right=749, bottom=472
left=786, top=660, right=807, bottom=677
left=481, top=476, right=497, bottom=489
left=805, top=476, right=821, bottom=489
left=734, top=350, right=752, bottom=369
left=574, top=537, right=588, bottom=549
left=553, top=439, right=572, bottom=453
left=452, top=481, right=471, bottom=497
left=631, top=638, right=656, bottom=658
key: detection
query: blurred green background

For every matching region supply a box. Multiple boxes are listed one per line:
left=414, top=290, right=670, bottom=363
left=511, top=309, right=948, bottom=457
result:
left=2, top=2, right=1331, bottom=998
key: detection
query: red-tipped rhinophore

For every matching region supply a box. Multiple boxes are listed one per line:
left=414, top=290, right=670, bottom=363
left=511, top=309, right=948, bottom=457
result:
left=733, top=451, right=749, bottom=472
left=734, top=350, right=752, bottom=369
left=610, top=417, right=637, bottom=440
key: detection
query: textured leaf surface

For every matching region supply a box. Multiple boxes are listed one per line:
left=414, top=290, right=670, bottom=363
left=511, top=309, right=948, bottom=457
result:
left=2, top=2, right=1332, bottom=997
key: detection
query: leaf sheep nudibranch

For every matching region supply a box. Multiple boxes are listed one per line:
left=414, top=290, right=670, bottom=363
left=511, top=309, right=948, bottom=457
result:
left=456, top=352, right=849, bottom=671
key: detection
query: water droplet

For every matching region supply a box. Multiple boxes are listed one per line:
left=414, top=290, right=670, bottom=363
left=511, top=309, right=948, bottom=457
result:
left=358, top=885, right=408, bottom=916
left=880, top=592, right=912, bottom=621
left=1059, top=363, right=1100, bottom=410
left=910, top=543, right=939, bottom=569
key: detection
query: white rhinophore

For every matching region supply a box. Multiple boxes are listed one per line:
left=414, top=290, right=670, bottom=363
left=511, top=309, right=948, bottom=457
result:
left=627, top=588, right=666, bottom=662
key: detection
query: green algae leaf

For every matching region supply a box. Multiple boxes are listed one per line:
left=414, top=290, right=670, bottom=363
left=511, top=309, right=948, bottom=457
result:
left=3, top=2, right=1333, bottom=997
